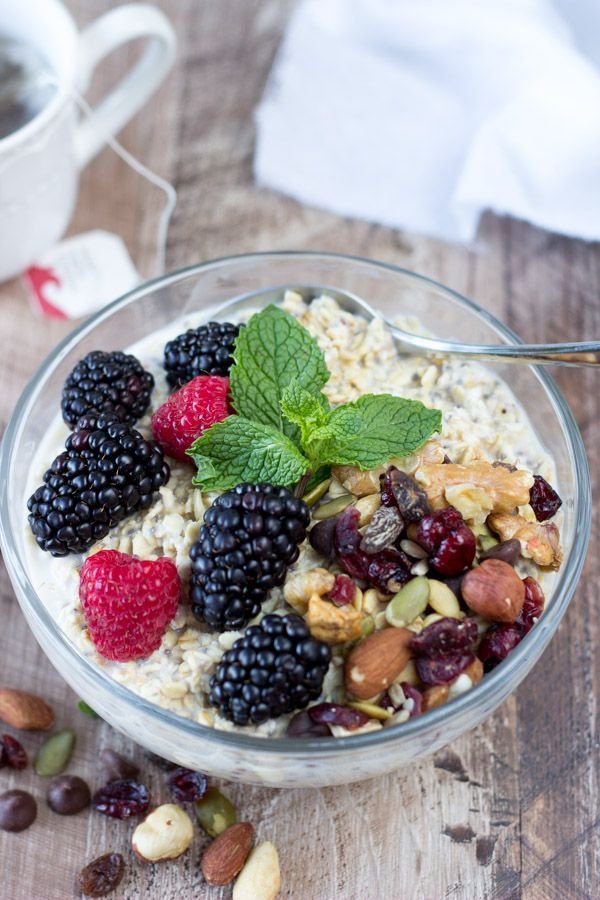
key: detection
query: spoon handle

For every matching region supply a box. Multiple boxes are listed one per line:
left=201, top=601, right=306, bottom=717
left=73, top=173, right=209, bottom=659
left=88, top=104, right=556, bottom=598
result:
left=388, top=328, right=600, bottom=367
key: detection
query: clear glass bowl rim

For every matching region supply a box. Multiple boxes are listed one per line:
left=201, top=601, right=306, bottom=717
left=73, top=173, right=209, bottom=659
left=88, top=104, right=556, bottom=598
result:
left=0, top=250, right=591, bottom=757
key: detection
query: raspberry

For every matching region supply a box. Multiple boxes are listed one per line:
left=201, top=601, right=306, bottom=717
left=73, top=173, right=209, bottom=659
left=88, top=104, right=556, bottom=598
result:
left=416, top=507, right=476, bottom=576
left=79, top=550, right=180, bottom=661
left=151, top=375, right=232, bottom=462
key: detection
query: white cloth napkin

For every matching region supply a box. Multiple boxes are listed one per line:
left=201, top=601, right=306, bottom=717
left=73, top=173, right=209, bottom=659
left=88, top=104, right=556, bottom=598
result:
left=254, top=0, right=600, bottom=242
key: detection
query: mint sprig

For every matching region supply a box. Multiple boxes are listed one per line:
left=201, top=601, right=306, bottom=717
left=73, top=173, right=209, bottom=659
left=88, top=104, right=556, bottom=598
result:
left=189, top=305, right=442, bottom=491
left=229, top=304, right=330, bottom=441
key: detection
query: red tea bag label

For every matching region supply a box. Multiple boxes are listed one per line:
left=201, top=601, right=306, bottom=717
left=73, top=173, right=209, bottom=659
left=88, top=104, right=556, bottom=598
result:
left=23, top=231, right=140, bottom=319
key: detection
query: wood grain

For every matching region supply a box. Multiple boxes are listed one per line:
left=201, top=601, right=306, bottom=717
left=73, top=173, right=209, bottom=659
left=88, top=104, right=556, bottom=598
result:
left=0, top=2, right=598, bottom=898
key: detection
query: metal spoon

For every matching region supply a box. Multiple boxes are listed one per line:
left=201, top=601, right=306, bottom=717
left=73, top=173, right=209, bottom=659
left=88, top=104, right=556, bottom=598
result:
left=206, top=283, right=600, bottom=367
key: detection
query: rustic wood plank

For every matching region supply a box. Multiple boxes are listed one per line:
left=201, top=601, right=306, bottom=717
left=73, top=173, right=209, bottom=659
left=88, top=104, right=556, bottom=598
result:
left=0, top=2, right=598, bottom=898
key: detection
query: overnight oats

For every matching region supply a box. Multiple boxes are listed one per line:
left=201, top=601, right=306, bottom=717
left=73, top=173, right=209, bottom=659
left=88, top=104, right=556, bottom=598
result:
left=25, top=291, right=564, bottom=741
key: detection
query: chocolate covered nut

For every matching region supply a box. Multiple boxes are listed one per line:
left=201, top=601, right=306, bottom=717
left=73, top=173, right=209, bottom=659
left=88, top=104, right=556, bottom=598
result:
left=47, top=775, right=91, bottom=815
left=0, top=789, right=37, bottom=831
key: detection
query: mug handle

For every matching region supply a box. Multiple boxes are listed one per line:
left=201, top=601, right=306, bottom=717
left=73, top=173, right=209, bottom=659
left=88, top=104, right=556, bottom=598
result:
left=75, top=3, right=176, bottom=168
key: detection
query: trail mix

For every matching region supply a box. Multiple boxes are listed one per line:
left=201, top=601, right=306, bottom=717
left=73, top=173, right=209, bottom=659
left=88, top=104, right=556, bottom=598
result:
left=0, top=688, right=281, bottom=898
left=24, top=292, right=563, bottom=738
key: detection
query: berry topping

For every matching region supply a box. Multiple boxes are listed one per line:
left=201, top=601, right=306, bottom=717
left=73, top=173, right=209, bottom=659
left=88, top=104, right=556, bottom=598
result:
left=416, top=507, right=476, bottom=576
left=516, top=576, right=545, bottom=634
left=27, top=415, right=170, bottom=556
left=333, top=507, right=412, bottom=592
left=478, top=624, right=523, bottom=670
left=79, top=550, right=180, bottom=662
left=163, top=321, right=241, bottom=388
left=307, top=702, right=370, bottom=730
left=61, top=351, right=154, bottom=429
left=189, top=483, right=310, bottom=631
left=529, top=474, right=562, bottom=521
left=329, top=574, right=356, bottom=606
left=1, top=735, right=27, bottom=770
left=166, top=767, right=208, bottom=803
left=92, top=779, right=150, bottom=819
left=151, top=375, right=232, bottom=462
left=209, top=613, right=331, bottom=725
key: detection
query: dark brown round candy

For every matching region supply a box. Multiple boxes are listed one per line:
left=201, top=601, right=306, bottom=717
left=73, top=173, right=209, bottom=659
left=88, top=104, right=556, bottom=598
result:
left=0, top=789, right=37, bottom=832
left=47, top=775, right=91, bottom=815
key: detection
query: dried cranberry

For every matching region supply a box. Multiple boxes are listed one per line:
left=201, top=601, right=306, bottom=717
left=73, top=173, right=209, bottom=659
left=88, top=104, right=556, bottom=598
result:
left=308, top=702, right=370, bottom=730
left=416, top=507, right=476, bottom=576
left=401, top=682, right=423, bottom=718
left=329, top=574, right=356, bottom=605
left=478, top=624, right=522, bottom=670
left=79, top=853, right=125, bottom=897
left=409, top=617, right=478, bottom=657
left=480, top=538, right=521, bottom=566
left=309, top=518, right=338, bottom=558
left=334, top=506, right=362, bottom=556
left=334, top=507, right=411, bottom=591
left=360, top=505, right=403, bottom=553
left=416, top=651, right=475, bottom=685
left=286, top=710, right=331, bottom=738
left=380, top=467, right=430, bottom=521
left=2, top=735, right=27, bottom=770
left=516, top=577, right=545, bottom=634
left=367, top=547, right=412, bottom=593
left=92, top=779, right=149, bottom=819
left=167, top=767, right=208, bottom=803
left=529, top=475, right=562, bottom=522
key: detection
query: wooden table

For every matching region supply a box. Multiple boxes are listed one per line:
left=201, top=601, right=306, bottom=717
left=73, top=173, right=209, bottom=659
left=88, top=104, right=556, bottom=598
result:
left=1, top=2, right=599, bottom=897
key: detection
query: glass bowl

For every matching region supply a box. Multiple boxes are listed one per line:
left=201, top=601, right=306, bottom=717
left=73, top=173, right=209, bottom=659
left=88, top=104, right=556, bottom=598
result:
left=0, top=252, right=590, bottom=787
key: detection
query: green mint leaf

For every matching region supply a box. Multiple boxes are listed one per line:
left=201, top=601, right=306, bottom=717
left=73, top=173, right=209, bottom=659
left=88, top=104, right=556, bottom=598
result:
left=280, top=383, right=330, bottom=445
left=229, top=305, right=330, bottom=441
left=188, top=416, right=311, bottom=491
left=303, top=394, right=442, bottom=469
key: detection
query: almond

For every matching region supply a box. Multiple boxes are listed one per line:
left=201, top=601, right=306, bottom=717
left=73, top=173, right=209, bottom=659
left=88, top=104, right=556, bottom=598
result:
left=422, top=684, right=449, bottom=711
left=344, top=627, right=412, bottom=700
left=0, top=688, right=54, bottom=730
left=461, top=559, right=525, bottom=623
left=201, top=822, right=255, bottom=886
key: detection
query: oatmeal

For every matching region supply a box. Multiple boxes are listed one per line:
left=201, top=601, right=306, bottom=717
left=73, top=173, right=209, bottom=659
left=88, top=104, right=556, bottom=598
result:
left=24, top=292, right=562, bottom=739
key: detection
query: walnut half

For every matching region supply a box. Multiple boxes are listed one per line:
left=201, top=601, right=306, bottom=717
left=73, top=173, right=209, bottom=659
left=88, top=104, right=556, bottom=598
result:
left=415, top=460, right=534, bottom=517
left=488, top=512, right=562, bottom=569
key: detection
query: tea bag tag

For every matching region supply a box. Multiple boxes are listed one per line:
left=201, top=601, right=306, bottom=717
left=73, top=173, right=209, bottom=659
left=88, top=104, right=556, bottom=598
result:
left=23, top=230, right=140, bottom=319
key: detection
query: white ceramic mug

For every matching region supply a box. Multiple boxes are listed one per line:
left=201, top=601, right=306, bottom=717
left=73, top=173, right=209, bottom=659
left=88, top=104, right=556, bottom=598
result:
left=0, top=0, right=176, bottom=282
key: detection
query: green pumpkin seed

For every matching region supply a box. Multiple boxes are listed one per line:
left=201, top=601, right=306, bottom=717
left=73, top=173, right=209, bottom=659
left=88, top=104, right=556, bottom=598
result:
left=194, top=786, right=237, bottom=837
left=385, top=577, right=430, bottom=627
left=312, top=495, right=354, bottom=520
left=347, top=701, right=392, bottom=721
left=34, top=728, right=76, bottom=776
left=77, top=700, right=99, bottom=718
left=302, top=479, right=332, bottom=507
left=478, top=535, right=499, bottom=552
left=428, top=580, right=461, bottom=618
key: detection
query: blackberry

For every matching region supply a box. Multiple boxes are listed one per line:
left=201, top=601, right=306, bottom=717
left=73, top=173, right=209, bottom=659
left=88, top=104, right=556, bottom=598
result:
left=163, top=321, right=240, bottom=388
left=61, top=351, right=154, bottom=429
left=27, top=414, right=170, bottom=556
left=209, top=613, right=331, bottom=725
left=189, top=483, right=310, bottom=631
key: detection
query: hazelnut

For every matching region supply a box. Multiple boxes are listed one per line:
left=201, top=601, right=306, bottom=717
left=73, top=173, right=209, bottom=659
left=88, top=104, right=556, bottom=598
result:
left=132, top=803, right=194, bottom=862
left=461, top=559, right=525, bottom=623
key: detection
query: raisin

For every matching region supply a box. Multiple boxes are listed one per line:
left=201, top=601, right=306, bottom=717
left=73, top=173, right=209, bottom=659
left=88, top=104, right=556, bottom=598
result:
left=529, top=474, right=562, bottom=522
left=286, top=710, right=331, bottom=738
left=92, top=779, right=150, bottom=819
left=329, top=574, right=356, bottom=606
left=308, top=702, right=370, bottom=730
left=167, top=767, right=208, bottom=803
left=409, top=617, right=478, bottom=657
left=380, top=467, right=431, bottom=521
left=416, top=651, right=475, bottom=685
left=360, top=505, right=403, bottom=553
left=416, top=507, right=476, bottom=576
left=478, top=624, right=522, bottom=671
left=2, top=734, right=27, bottom=770
left=516, top=576, right=545, bottom=634
left=78, top=853, right=125, bottom=897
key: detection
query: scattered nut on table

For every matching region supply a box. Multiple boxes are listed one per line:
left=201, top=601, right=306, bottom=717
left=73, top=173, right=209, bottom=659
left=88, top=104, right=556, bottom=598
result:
left=132, top=803, right=194, bottom=862
left=233, top=840, right=281, bottom=900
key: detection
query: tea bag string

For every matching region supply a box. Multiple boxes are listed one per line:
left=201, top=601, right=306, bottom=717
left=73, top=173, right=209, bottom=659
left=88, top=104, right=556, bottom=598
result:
left=72, top=90, right=177, bottom=277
